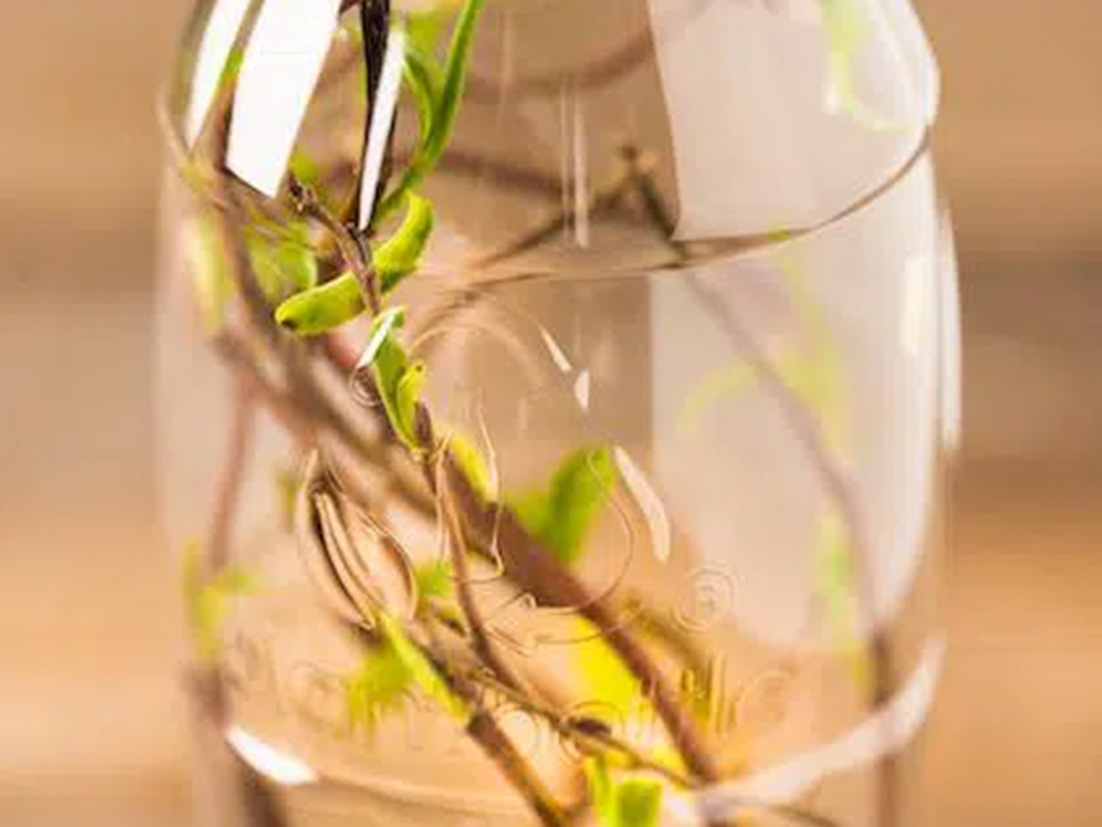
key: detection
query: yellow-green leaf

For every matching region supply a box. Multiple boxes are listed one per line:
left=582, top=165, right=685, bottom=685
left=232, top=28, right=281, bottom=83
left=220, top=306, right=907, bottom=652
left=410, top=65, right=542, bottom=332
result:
left=571, top=619, right=640, bottom=718
left=585, top=757, right=664, bottom=827
left=816, top=510, right=872, bottom=691
left=246, top=225, right=318, bottom=303
left=180, top=542, right=257, bottom=662
left=446, top=429, right=495, bottom=500
left=403, top=46, right=442, bottom=152
left=379, top=614, right=467, bottom=719
left=678, top=362, right=761, bottom=436
left=394, top=362, right=427, bottom=446
left=185, top=213, right=234, bottom=336
left=347, top=642, right=413, bottom=732
left=375, top=193, right=435, bottom=295
left=376, top=0, right=486, bottom=220
left=359, top=309, right=425, bottom=450
left=512, top=447, right=618, bottom=565
left=414, top=560, right=454, bottom=601
left=275, top=273, right=366, bottom=336
left=822, top=0, right=900, bottom=132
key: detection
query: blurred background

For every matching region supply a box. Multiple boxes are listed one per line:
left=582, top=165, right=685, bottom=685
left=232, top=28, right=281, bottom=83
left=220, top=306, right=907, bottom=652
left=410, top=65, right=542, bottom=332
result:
left=1, top=1, right=1100, bottom=824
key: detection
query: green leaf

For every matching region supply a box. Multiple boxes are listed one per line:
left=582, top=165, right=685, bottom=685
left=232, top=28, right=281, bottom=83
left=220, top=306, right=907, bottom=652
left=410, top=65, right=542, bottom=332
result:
left=289, top=149, right=342, bottom=214
left=446, top=429, right=494, bottom=501
left=347, top=641, right=414, bottom=731
left=275, top=191, right=432, bottom=336
left=778, top=345, right=847, bottom=453
left=585, top=758, right=663, bottom=827
left=678, top=344, right=847, bottom=452
left=379, top=614, right=467, bottom=719
left=360, top=306, right=407, bottom=367
left=414, top=560, right=454, bottom=601
left=585, top=758, right=615, bottom=820
left=615, top=778, right=663, bottom=827
left=406, top=8, right=445, bottom=57
left=347, top=613, right=467, bottom=729
left=426, top=0, right=486, bottom=162
left=403, top=46, right=443, bottom=151
left=186, top=213, right=234, bottom=335
left=678, top=362, right=761, bottom=436
left=274, top=273, right=366, bottom=336
left=375, top=194, right=435, bottom=294
left=289, top=150, right=324, bottom=197
left=512, top=447, right=618, bottom=565
left=246, top=224, right=318, bottom=303
left=395, top=362, right=427, bottom=446
left=359, top=309, right=427, bottom=450
left=180, top=542, right=258, bottom=662
left=377, top=0, right=486, bottom=220
left=816, top=510, right=872, bottom=691
left=571, top=619, right=640, bottom=718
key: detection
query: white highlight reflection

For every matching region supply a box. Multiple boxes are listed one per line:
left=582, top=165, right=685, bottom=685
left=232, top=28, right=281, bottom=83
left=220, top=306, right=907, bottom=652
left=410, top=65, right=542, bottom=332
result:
left=614, top=448, right=672, bottom=564
left=227, top=0, right=343, bottom=196
left=359, top=27, right=408, bottom=229
left=226, top=726, right=319, bottom=786
left=186, top=0, right=252, bottom=145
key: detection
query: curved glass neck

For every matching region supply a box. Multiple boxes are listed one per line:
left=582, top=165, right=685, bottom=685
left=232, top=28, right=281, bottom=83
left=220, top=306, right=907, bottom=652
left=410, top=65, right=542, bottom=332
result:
left=165, top=0, right=938, bottom=272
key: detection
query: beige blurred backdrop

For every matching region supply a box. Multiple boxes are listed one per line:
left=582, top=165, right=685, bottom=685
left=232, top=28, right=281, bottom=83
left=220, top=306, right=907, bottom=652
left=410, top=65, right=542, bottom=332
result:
left=1, top=1, right=1101, bottom=825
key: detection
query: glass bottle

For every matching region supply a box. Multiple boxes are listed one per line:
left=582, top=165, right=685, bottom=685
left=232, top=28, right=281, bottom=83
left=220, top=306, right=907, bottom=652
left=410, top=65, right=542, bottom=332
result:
left=157, top=1, right=959, bottom=825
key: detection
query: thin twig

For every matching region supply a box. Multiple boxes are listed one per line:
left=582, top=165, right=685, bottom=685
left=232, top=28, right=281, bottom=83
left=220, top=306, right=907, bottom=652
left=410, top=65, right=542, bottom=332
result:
left=207, top=384, right=257, bottom=573
left=626, top=159, right=900, bottom=826
left=471, top=169, right=635, bottom=270
left=686, top=252, right=899, bottom=827
left=468, top=666, right=694, bottom=788
left=290, top=175, right=382, bottom=314
left=435, top=455, right=527, bottom=692
left=441, top=457, right=722, bottom=784
left=415, top=633, right=569, bottom=827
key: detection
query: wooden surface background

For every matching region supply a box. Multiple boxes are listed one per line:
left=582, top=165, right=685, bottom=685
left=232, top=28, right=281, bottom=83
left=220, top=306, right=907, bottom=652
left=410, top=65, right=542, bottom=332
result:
left=1, top=1, right=1101, bottom=824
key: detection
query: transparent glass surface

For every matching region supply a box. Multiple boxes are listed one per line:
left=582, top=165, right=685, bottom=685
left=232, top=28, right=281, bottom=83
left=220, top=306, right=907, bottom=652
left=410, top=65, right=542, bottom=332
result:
left=157, top=1, right=958, bottom=825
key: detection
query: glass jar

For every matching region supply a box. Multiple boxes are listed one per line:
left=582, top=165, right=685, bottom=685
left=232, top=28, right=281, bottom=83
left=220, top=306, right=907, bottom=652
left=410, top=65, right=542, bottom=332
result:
left=157, top=1, right=959, bottom=825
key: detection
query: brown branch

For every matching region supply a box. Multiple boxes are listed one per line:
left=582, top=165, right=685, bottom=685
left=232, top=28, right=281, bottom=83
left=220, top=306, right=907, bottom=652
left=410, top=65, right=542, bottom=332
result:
left=441, top=457, right=721, bottom=784
left=206, top=384, right=257, bottom=573
left=466, top=710, right=569, bottom=827
left=625, top=160, right=899, bottom=825
left=469, top=667, right=695, bottom=788
left=290, top=176, right=382, bottom=314
left=684, top=275, right=899, bottom=827
left=454, top=664, right=843, bottom=827
left=413, top=631, right=569, bottom=827
left=471, top=169, right=635, bottom=270
left=435, top=455, right=527, bottom=693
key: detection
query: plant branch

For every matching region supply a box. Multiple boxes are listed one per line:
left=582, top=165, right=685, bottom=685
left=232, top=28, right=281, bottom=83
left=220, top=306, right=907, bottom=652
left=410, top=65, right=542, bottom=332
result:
left=686, top=255, right=899, bottom=827
left=290, top=176, right=382, bottom=315
left=471, top=168, right=635, bottom=270
left=440, top=457, right=722, bottom=784
left=468, top=666, right=695, bottom=788
left=624, top=159, right=899, bottom=826
left=414, top=631, right=569, bottom=827
left=206, top=383, right=257, bottom=573
left=434, top=453, right=527, bottom=693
